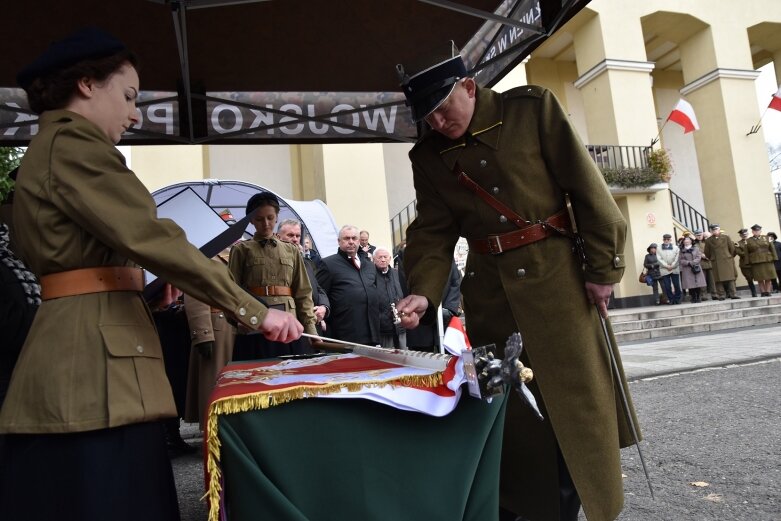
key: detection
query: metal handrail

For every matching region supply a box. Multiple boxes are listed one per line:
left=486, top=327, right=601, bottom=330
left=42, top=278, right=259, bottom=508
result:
left=669, top=190, right=709, bottom=238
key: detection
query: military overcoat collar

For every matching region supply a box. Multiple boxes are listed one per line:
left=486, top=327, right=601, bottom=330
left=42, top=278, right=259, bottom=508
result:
left=435, top=87, right=504, bottom=171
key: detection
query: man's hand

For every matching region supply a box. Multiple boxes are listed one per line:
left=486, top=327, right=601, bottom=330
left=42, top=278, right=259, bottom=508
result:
left=313, top=305, right=327, bottom=322
left=260, top=308, right=304, bottom=343
left=585, top=281, right=613, bottom=318
left=195, top=341, right=214, bottom=360
left=396, top=294, right=428, bottom=329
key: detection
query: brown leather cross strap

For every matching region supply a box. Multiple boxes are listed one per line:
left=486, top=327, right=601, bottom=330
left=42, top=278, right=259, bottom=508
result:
left=40, top=266, right=145, bottom=300
left=249, top=285, right=292, bottom=297
left=468, top=209, right=572, bottom=255
left=454, top=161, right=530, bottom=228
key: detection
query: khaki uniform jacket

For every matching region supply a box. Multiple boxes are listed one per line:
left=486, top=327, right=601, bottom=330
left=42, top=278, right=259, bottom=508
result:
left=229, top=236, right=317, bottom=335
left=746, top=235, right=778, bottom=280
left=704, top=234, right=737, bottom=282
left=183, top=294, right=235, bottom=428
left=1, top=111, right=266, bottom=434
left=405, top=86, right=636, bottom=521
left=735, top=239, right=753, bottom=280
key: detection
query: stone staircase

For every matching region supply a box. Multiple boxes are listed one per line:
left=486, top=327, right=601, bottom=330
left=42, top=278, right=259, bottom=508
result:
left=609, top=293, right=781, bottom=343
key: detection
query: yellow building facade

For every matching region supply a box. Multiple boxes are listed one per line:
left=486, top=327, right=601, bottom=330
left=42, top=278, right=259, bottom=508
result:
left=131, top=0, right=781, bottom=306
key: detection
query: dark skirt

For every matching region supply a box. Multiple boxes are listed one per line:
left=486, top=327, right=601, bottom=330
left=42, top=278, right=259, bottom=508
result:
left=0, top=421, right=180, bottom=521
left=233, top=333, right=313, bottom=361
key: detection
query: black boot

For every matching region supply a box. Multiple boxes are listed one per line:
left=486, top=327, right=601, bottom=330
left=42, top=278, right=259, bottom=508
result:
left=557, top=450, right=581, bottom=521
left=163, top=417, right=197, bottom=457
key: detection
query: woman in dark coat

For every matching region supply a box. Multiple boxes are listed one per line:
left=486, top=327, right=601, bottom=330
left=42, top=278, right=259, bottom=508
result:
left=643, top=243, right=663, bottom=305
left=679, top=236, right=706, bottom=302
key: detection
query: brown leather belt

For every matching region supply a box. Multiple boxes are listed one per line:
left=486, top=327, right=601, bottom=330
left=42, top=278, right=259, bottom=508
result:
left=468, top=209, right=572, bottom=255
left=40, top=266, right=145, bottom=301
left=250, top=285, right=292, bottom=297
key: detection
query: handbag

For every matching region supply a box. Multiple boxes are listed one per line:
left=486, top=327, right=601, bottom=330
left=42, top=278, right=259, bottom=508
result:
left=691, top=263, right=702, bottom=274
left=638, top=270, right=647, bottom=284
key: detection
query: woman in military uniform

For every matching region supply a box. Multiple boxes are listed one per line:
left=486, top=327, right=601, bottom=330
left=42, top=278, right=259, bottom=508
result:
left=746, top=224, right=778, bottom=297
left=229, top=192, right=318, bottom=360
left=0, top=28, right=301, bottom=521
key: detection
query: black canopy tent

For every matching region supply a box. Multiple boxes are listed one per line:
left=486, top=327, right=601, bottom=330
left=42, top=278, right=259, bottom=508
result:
left=0, top=0, right=589, bottom=146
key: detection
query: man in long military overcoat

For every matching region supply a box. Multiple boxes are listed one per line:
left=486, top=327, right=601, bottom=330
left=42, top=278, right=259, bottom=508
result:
left=396, top=49, right=639, bottom=521
left=704, top=224, right=738, bottom=300
left=734, top=228, right=757, bottom=297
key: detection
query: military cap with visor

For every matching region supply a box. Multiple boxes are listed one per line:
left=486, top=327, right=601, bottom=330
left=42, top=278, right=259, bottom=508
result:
left=709, top=223, right=720, bottom=231
left=751, top=224, right=762, bottom=231
left=397, top=42, right=468, bottom=122
left=16, top=27, right=127, bottom=90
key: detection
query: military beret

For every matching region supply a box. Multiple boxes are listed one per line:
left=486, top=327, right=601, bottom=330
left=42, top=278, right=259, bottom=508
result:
left=751, top=224, right=762, bottom=231
left=647, top=243, right=658, bottom=252
left=246, top=192, right=279, bottom=214
left=662, top=233, right=672, bottom=239
left=738, top=228, right=748, bottom=235
left=398, top=50, right=467, bottom=122
left=768, top=232, right=778, bottom=240
left=17, top=27, right=127, bottom=90
left=708, top=223, right=720, bottom=230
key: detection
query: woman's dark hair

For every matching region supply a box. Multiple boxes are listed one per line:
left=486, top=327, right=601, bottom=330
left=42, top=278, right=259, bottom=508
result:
left=24, top=49, right=139, bottom=114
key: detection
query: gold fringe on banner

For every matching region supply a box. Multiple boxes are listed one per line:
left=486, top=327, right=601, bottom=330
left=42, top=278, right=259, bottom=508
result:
left=205, top=371, right=444, bottom=521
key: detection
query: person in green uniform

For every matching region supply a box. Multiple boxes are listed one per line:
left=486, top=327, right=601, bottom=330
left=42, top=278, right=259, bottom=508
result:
left=395, top=47, right=639, bottom=521
left=0, top=28, right=301, bottom=521
left=735, top=228, right=757, bottom=297
left=746, top=224, right=778, bottom=297
left=229, top=192, right=318, bottom=360
left=704, top=224, right=739, bottom=300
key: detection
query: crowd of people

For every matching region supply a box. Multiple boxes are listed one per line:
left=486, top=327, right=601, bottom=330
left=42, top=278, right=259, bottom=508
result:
left=641, top=223, right=780, bottom=304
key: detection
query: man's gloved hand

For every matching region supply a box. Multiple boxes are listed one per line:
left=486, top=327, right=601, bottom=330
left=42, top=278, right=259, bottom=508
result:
left=196, top=341, right=214, bottom=360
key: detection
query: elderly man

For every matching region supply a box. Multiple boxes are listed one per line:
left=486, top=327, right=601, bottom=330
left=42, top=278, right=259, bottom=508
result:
left=277, top=219, right=330, bottom=333
left=658, top=233, right=682, bottom=304
left=395, top=47, right=638, bottom=521
left=317, top=225, right=379, bottom=345
left=704, top=224, right=738, bottom=300
left=373, top=247, right=406, bottom=349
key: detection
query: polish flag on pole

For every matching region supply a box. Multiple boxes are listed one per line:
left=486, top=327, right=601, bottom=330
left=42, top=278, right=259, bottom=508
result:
left=769, top=86, right=781, bottom=112
left=667, top=99, right=699, bottom=133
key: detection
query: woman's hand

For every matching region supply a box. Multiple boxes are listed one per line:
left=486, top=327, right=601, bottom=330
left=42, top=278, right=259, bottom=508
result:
left=260, top=308, right=304, bottom=342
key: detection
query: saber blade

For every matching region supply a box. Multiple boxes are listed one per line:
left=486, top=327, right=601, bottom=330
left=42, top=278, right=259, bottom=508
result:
left=597, top=310, right=655, bottom=500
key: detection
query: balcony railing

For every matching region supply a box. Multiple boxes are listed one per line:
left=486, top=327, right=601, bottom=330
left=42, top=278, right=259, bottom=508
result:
left=585, top=144, right=650, bottom=171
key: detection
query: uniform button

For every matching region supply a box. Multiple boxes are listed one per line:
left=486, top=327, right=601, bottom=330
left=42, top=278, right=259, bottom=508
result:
left=615, top=256, right=621, bottom=264
left=499, top=215, right=508, bottom=223
left=218, top=313, right=225, bottom=319
left=136, top=345, right=144, bottom=353
left=468, top=271, right=475, bottom=277
left=239, top=307, right=247, bottom=316
left=492, top=186, right=499, bottom=194
left=516, top=269, right=526, bottom=278
left=202, top=329, right=209, bottom=335
left=480, top=160, right=487, bottom=168
left=250, top=316, right=259, bottom=325
left=191, top=330, right=197, bottom=336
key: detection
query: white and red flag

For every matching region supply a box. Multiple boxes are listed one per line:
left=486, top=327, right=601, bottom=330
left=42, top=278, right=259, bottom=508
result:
left=769, top=86, right=781, bottom=112
left=667, top=99, right=699, bottom=133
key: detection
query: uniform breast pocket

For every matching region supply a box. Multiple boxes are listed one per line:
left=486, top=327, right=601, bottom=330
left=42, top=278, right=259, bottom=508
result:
left=99, top=323, right=175, bottom=424
left=279, top=257, right=294, bottom=281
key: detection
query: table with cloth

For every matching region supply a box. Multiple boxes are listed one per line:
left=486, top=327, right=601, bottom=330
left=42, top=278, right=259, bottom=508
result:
left=203, top=352, right=508, bottom=521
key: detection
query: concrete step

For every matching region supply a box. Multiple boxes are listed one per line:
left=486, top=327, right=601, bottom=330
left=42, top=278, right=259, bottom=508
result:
left=609, top=292, right=781, bottom=342
left=614, top=312, right=781, bottom=343
left=609, top=295, right=781, bottom=323
left=611, top=304, right=781, bottom=332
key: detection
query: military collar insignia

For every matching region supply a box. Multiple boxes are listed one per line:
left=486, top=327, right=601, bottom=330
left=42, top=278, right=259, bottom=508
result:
left=436, top=87, right=503, bottom=170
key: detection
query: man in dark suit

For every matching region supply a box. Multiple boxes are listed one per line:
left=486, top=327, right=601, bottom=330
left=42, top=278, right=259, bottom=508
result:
left=317, top=225, right=379, bottom=345
left=277, top=219, right=330, bottom=334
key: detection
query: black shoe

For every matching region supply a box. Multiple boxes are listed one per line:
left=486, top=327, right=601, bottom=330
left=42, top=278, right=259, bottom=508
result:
left=718, top=297, right=726, bottom=301
left=730, top=295, right=740, bottom=299
left=167, top=436, right=198, bottom=457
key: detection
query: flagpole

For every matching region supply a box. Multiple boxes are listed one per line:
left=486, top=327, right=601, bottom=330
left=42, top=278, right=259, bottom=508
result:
left=748, top=106, right=769, bottom=136
left=650, top=119, right=668, bottom=146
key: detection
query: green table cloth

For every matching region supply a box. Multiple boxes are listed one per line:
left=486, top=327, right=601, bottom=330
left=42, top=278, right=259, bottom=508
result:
left=217, top=392, right=508, bottom=521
